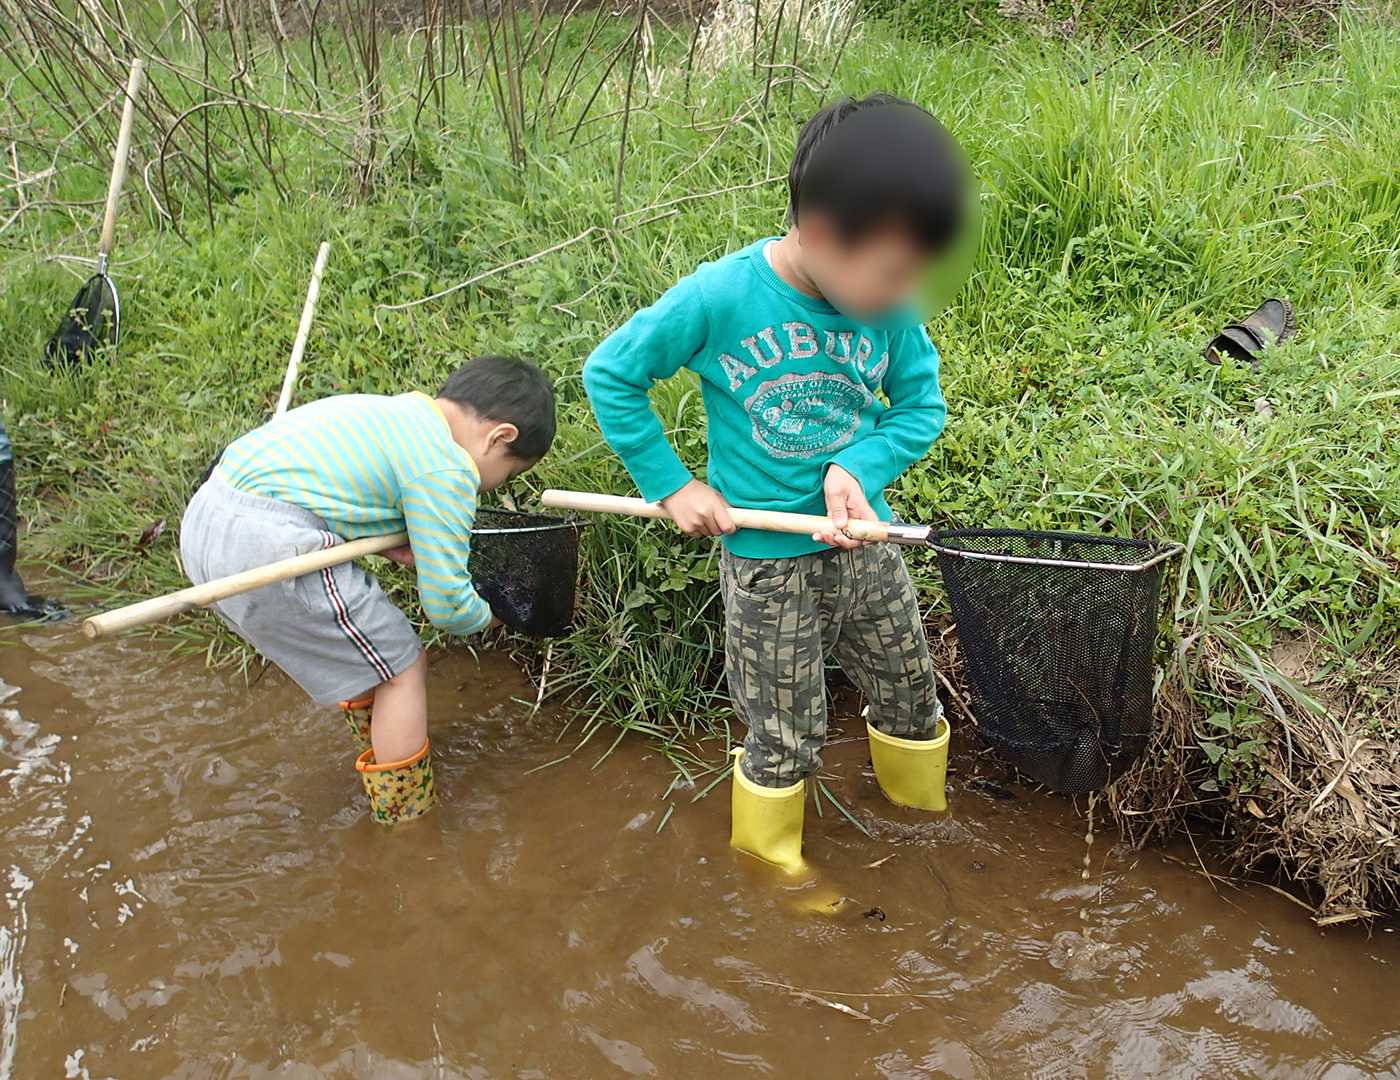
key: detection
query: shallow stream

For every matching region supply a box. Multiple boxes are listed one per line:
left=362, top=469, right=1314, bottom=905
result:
left=1, top=619, right=1396, bottom=1078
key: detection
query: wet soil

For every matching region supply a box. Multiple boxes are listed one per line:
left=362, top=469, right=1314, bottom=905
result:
left=1, top=618, right=1397, bottom=1079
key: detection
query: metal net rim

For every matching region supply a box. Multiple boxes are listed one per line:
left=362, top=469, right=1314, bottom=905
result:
left=473, top=510, right=590, bottom=536
left=928, top=528, right=1183, bottom=573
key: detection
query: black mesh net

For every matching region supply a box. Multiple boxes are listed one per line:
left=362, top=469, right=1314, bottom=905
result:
left=469, top=510, right=586, bottom=638
left=44, top=273, right=119, bottom=369
left=930, top=529, right=1178, bottom=794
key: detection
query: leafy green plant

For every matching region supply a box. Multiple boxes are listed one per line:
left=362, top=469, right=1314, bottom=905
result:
left=1196, top=705, right=1269, bottom=791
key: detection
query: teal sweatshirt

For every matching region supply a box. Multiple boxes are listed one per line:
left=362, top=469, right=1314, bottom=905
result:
left=583, top=238, right=947, bottom=558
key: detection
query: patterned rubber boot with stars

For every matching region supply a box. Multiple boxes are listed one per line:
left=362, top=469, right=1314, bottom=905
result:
left=355, top=739, right=435, bottom=825
left=338, top=694, right=375, bottom=755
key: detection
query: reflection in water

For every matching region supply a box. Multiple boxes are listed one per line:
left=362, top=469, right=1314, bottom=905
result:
left=0, top=623, right=1395, bottom=1080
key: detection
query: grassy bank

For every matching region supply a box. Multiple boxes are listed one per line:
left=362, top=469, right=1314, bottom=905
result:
left=2, top=2, right=1398, bottom=919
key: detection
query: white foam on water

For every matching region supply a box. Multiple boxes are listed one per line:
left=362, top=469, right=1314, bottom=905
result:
left=0, top=692, right=79, bottom=1078
left=63, top=1048, right=117, bottom=1080
left=0, top=865, right=34, bottom=1080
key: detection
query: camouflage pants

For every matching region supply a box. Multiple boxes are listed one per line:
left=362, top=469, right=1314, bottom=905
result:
left=721, top=542, right=942, bottom=788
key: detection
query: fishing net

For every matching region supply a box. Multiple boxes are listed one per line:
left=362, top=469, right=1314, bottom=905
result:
left=469, top=510, right=587, bottom=638
left=930, top=529, right=1181, bottom=794
left=44, top=269, right=119, bottom=369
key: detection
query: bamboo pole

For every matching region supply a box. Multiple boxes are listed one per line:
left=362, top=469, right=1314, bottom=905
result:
left=82, top=530, right=407, bottom=639
left=540, top=489, right=896, bottom=541
left=273, top=240, right=332, bottom=416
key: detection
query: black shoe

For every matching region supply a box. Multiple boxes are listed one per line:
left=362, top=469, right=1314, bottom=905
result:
left=1204, top=298, right=1297, bottom=369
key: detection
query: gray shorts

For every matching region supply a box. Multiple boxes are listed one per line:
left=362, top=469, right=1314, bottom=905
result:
left=179, top=472, right=422, bottom=705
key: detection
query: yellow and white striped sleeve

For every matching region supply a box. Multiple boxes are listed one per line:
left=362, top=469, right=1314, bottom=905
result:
left=400, top=468, right=492, bottom=635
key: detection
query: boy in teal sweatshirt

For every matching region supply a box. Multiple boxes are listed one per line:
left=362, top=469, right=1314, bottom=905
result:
left=584, top=95, right=972, bottom=875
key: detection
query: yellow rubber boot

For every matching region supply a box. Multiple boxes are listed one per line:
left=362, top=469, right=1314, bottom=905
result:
left=729, top=748, right=806, bottom=875
left=868, top=717, right=951, bottom=811
left=338, top=693, right=375, bottom=754
left=355, top=738, right=435, bottom=824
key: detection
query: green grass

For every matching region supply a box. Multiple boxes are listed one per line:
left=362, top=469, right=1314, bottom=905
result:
left=2, top=5, right=1398, bottom=796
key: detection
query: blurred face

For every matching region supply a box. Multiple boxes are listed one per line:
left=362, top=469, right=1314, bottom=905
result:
left=797, top=213, right=931, bottom=323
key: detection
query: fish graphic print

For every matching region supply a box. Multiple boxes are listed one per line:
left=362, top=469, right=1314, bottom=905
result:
left=745, top=371, right=874, bottom=459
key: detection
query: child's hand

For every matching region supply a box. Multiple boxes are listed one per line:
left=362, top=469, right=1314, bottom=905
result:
left=661, top=479, right=737, bottom=537
left=815, top=465, right=876, bottom=549
left=382, top=543, right=417, bottom=566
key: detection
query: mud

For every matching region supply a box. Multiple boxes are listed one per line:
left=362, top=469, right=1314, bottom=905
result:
left=1, top=617, right=1397, bottom=1079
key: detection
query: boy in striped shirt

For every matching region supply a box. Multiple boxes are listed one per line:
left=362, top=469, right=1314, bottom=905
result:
left=180, top=355, right=556, bottom=825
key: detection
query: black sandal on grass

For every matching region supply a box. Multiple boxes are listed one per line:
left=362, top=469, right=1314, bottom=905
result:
left=1204, top=297, right=1296, bottom=368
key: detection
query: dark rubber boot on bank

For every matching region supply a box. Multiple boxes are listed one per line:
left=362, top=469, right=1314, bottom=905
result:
left=0, top=458, right=29, bottom=612
left=0, top=456, right=42, bottom=619
left=0, top=457, right=61, bottom=622
left=1204, top=298, right=1296, bottom=369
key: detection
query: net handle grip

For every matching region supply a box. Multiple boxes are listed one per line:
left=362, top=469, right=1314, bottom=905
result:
left=99, top=57, right=145, bottom=258
left=82, top=530, right=407, bottom=640
left=539, top=489, right=892, bottom=542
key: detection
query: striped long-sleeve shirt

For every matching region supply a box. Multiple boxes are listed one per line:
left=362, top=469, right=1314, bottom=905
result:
left=219, top=391, right=492, bottom=635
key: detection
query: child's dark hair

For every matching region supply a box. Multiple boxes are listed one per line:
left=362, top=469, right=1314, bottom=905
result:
left=438, top=355, right=556, bottom=460
left=788, top=93, right=968, bottom=252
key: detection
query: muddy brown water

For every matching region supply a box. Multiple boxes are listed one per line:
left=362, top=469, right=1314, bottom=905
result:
left=1, top=617, right=1397, bottom=1079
